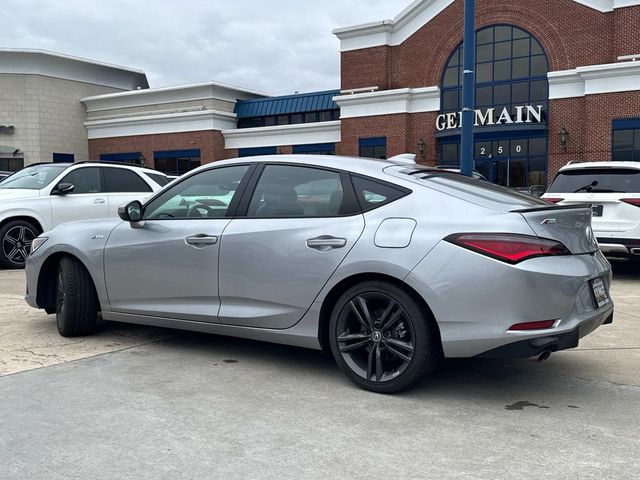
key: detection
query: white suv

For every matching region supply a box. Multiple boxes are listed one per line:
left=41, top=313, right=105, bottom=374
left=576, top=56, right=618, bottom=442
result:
left=543, top=162, right=640, bottom=258
left=0, top=162, right=168, bottom=268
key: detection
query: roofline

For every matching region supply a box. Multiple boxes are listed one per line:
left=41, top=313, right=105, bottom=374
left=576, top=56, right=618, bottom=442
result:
left=0, top=48, right=145, bottom=75
left=559, top=161, right=640, bottom=170
left=81, top=80, right=270, bottom=103
left=236, top=89, right=341, bottom=105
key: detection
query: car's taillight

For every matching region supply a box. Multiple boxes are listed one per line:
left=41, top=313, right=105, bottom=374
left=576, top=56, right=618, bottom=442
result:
left=445, top=233, right=570, bottom=264
left=508, top=320, right=557, bottom=331
left=543, top=197, right=564, bottom=204
left=621, top=198, right=640, bottom=208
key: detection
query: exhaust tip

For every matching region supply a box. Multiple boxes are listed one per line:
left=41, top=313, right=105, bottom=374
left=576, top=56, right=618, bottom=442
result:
left=538, top=350, right=552, bottom=362
left=630, top=248, right=640, bottom=256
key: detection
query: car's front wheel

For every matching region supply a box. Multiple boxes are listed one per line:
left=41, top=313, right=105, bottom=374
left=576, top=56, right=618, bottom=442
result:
left=329, top=281, right=440, bottom=393
left=56, top=256, right=99, bottom=337
left=0, top=220, right=38, bottom=269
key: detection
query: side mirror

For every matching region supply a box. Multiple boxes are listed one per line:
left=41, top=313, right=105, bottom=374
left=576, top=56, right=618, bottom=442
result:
left=52, top=183, right=74, bottom=195
left=118, top=200, right=144, bottom=223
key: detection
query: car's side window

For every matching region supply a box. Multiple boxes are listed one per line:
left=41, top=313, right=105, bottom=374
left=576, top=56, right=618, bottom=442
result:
left=247, top=165, right=348, bottom=218
left=143, top=165, right=250, bottom=219
left=57, top=167, right=102, bottom=194
left=103, top=168, right=152, bottom=193
left=350, top=175, right=410, bottom=212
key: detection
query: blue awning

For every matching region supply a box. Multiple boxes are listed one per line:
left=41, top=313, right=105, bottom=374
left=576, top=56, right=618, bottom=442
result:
left=235, top=90, right=340, bottom=118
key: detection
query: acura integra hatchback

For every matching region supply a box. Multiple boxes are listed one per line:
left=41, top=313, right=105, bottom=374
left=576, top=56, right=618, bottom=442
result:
left=542, top=162, right=640, bottom=258
left=25, top=155, right=614, bottom=393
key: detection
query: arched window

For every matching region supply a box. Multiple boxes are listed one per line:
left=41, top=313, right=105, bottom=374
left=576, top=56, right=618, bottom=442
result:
left=439, top=25, right=550, bottom=189
left=441, top=25, right=548, bottom=114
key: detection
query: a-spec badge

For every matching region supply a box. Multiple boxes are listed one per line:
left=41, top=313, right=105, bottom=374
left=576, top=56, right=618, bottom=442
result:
left=91, top=235, right=104, bottom=240
left=540, top=218, right=557, bottom=225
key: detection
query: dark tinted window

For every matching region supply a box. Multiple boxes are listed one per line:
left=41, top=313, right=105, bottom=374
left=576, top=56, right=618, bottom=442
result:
left=59, top=167, right=102, bottom=194
left=248, top=165, right=354, bottom=217
left=104, top=168, right=152, bottom=193
left=351, top=176, right=410, bottom=212
left=144, top=172, right=170, bottom=187
left=548, top=168, right=640, bottom=193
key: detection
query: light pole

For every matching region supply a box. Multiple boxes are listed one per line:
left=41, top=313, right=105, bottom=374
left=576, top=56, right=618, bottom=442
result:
left=460, top=0, right=476, bottom=177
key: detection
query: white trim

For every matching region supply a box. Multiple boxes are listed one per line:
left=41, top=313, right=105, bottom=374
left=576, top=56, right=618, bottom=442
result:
left=82, top=81, right=268, bottom=112
left=0, top=48, right=148, bottom=90
left=333, top=0, right=640, bottom=51
left=84, top=110, right=238, bottom=139
left=222, top=121, right=341, bottom=149
left=334, top=87, right=440, bottom=118
left=548, top=61, right=640, bottom=99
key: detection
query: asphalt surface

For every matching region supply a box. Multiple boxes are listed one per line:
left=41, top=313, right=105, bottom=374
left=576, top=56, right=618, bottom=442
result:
left=1, top=262, right=639, bottom=479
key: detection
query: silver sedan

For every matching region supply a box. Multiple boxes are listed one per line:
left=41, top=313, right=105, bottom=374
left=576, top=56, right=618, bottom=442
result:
left=25, top=155, right=614, bottom=393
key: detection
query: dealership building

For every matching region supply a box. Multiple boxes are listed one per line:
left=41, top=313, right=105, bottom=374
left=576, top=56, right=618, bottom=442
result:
left=2, top=0, right=640, bottom=188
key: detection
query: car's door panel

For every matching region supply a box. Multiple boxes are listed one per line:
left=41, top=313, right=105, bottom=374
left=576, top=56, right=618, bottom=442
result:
left=103, top=164, right=252, bottom=323
left=50, top=167, right=109, bottom=225
left=218, top=216, right=364, bottom=329
left=217, top=163, right=365, bottom=329
left=104, top=219, right=229, bottom=321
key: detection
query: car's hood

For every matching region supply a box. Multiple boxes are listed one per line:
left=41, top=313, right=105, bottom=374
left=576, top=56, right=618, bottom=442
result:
left=45, top=218, right=123, bottom=237
left=0, top=188, right=41, bottom=200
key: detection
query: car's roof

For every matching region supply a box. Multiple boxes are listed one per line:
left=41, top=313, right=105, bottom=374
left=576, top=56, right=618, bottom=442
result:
left=195, top=154, right=419, bottom=177
left=559, top=161, right=640, bottom=172
left=24, top=161, right=165, bottom=174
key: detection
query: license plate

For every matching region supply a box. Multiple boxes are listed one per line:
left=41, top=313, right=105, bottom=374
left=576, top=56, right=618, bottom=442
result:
left=591, top=205, right=603, bottom=217
left=590, top=277, right=610, bottom=308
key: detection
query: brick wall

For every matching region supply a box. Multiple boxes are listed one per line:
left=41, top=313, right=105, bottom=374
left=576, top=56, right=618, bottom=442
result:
left=88, top=130, right=232, bottom=168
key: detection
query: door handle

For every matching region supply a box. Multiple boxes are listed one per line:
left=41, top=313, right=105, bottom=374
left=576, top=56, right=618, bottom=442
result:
left=185, top=234, right=219, bottom=247
left=93, top=198, right=106, bottom=204
left=306, top=236, right=347, bottom=251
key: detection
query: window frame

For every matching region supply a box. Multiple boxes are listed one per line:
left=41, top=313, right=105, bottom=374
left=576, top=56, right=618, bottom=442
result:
left=234, top=163, right=361, bottom=219
left=349, top=174, right=412, bottom=213
left=102, top=167, right=153, bottom=193
left=612, top=118, right=640, bottom=162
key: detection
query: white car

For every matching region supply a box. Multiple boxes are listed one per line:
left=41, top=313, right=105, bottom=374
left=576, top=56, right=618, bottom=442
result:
left=542, top=162, right=640, bottom=258
left=0, top=161, right=167, bottom=268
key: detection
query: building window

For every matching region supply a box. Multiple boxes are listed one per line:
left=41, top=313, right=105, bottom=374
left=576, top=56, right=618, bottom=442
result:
left=154, top=149, right=201, bottom=175
left=359, top=137, right=387, bottom=159
left=53, top=153, right=74, bottom=163
left=612, top=119, right=640, bottom=161
left=238, top=146, right=278, bottom=157
left=292, top=143, right=336, bottom=155
left=438, top=25, right=549, bottom=189
left=237, top=110, right=340, bottom=129
left=0, top=158, right=23, bottom=172
left=441, top=25, right=549, bottom=116
left=100, top=152, right=142, bottom=163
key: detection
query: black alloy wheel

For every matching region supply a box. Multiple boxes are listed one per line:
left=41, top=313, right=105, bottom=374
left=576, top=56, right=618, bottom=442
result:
left=329, top=281, right=440, bottom=393
left=0, top=220, right=38, bottom=268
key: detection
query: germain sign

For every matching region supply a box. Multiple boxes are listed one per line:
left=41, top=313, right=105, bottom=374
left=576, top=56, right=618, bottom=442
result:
left=436, top=105, right=545, bottom=132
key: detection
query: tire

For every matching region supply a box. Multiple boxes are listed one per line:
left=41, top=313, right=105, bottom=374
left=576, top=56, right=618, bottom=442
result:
left=0, top=220, right=39, bottom=269
left=328, top=281, right=440, bottom=393
left=56, top=256, right=99, bottom=337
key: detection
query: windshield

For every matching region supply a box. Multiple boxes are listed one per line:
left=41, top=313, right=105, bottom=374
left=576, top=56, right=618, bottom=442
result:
left=548, top=168, right=640, bottom=193
left=0, top=164, right=68, bottom=190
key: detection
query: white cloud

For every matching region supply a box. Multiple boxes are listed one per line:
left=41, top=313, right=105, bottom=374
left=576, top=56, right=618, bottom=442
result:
left=1, top=0, right=408, bottom=94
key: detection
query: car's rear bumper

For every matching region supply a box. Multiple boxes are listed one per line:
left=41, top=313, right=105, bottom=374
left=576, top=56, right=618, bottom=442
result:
left=475, top=305, right=614, bottom=358
left=597, top=237, right=640, bottom=256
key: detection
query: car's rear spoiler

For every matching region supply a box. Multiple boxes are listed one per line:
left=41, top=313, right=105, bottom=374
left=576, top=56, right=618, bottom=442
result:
left=510, top=203, right=593, bottom=214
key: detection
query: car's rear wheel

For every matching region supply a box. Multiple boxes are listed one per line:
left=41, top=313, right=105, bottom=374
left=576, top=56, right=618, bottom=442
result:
left=0, top=220, right=38, bottom=269
left=56, top=256, right=99, bottom=337
left=328, top=281, right=440, bottom=393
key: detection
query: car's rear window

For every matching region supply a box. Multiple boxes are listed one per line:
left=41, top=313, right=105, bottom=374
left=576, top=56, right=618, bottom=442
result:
left=548, top=168, right=640, bottom=193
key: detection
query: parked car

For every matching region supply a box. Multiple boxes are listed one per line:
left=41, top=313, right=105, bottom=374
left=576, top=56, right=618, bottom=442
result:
left=0, top=161, right=167, bottom=268
left=26, top=155, right=613, bottom=393
left=0, top=171, right=13, bottom=182
left=542, top=162, right=640, bottom=258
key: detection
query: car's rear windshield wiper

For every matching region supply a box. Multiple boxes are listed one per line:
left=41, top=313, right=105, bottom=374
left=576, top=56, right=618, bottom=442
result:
left=574, top=181, right=598, bottom=193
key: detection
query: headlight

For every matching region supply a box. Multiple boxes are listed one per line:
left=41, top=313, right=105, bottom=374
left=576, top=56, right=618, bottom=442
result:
left=30, top=236, right=48, bottom=254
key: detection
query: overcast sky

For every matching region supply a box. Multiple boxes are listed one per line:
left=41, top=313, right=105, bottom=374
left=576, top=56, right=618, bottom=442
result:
left=2, top=0, right=411, bottom=95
